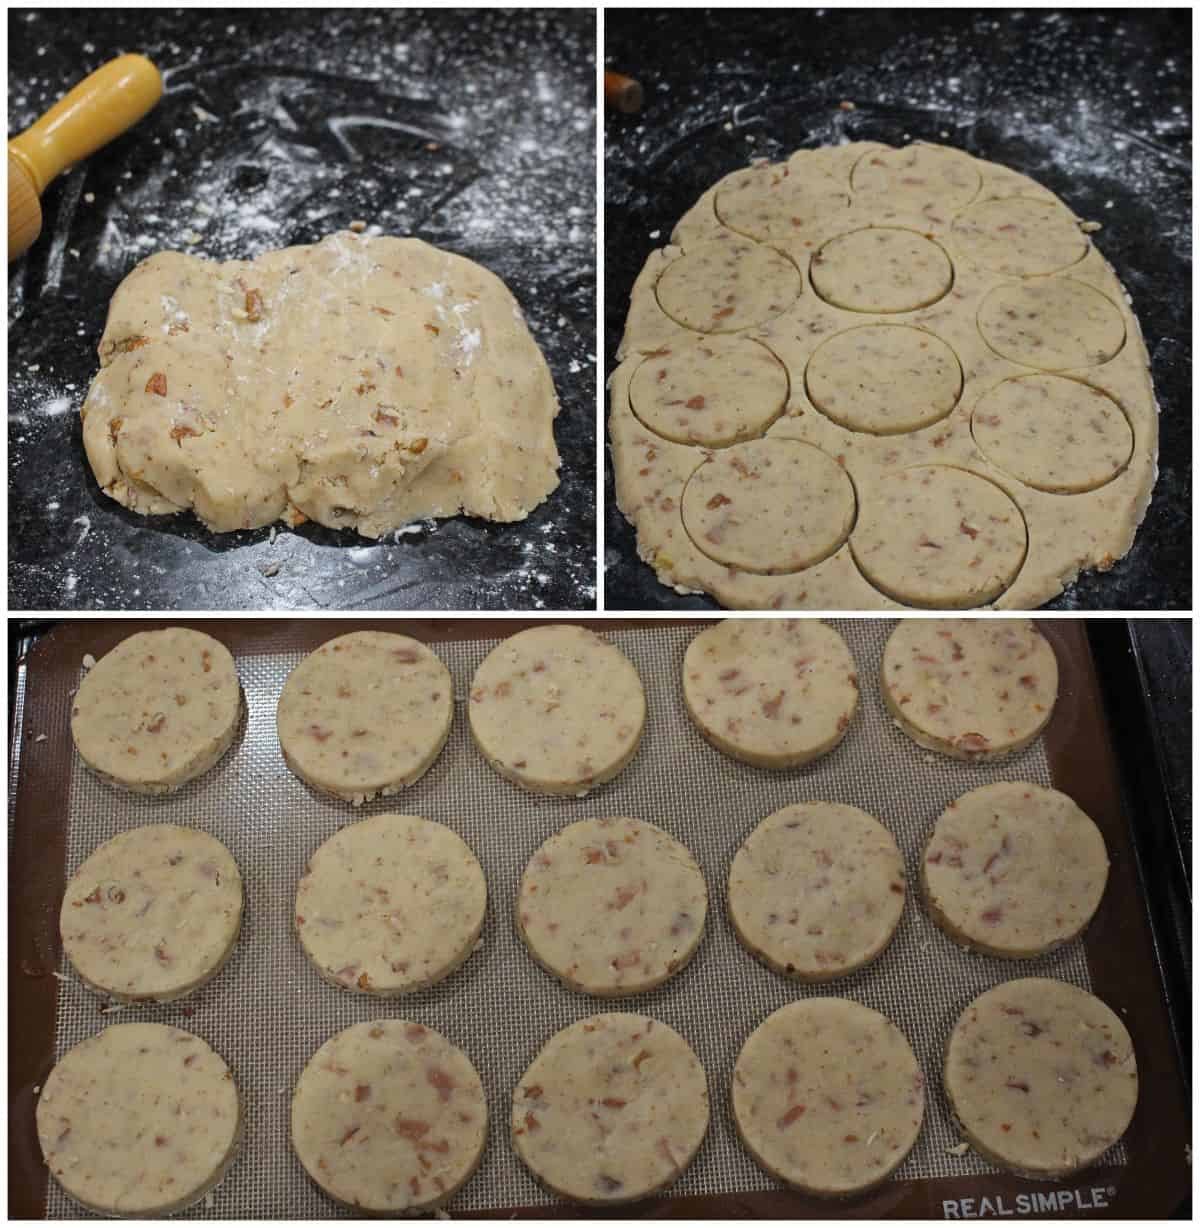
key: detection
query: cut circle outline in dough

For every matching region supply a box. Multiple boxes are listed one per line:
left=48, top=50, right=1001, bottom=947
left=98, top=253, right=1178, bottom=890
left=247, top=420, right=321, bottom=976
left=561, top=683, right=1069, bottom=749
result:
left=849, top=144, right=983, bottom=212
left=810, top=226, right=954, bottom=314
left=950, top=196, right=1089, bottom=278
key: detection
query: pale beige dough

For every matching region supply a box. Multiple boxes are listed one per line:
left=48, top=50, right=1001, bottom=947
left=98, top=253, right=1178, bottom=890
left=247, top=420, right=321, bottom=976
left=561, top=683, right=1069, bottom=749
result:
left=881, top=619, right=1058, bottom=760
left=81, top=232, right=560, bottom=537
left=277, top=631, right=452, bottom=804
left=922, top=782, right=1108, bottom=958
left=811, top=227, right=952, bottom=313
left=468, top=625, right=646, bottom=796
left=715, top=159, right=849, bottom=241
left=951, top=197, right=1088, bottom=276
left=733, top=999, right=925, bottom=1197
left=295, top=813, right=485, bottom=996
left=849, top=143, right=982, bottom=212
left=517, top=817, right=707, bottom=996
left=944, top=979, right=1137, bottom=1177
left=729, top=803, right=905, bottom=981
left=682, top=618, right=858, bottom=768
left=37, top=1023, right=241, bottom=1216
left=978, top=278, right=1126, bottom=370
left=292, top=1020, right=486, bottom=1213
left=512, top=1013, right=708, bottom=1203
left=70, top=628, right=241, bottom=794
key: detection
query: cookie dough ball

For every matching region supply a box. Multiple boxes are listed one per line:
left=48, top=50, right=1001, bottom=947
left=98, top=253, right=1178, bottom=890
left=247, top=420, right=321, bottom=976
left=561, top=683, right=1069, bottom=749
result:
left=513, top=1013, right=708, bottom=1204
left=70, top=628, right=241, bottom=794
left=61, top=825, right=243, bottom=1002
left=683, top=619, right=858, bottom=768
left=469, top=625, right=646, bottom=796
left=944, top=979, right=1137, bottom=1177
left=292, top=1020, right=487, bottom=1213
left=296, top=813, right=486, bottom=996
left=733, top=999, right=924, bottom=1197
left=881, top=619, right=1058, bottom=760
left=37, top=1023, right=241, bottom=1216
left=517, top=817, right=707, bottom=996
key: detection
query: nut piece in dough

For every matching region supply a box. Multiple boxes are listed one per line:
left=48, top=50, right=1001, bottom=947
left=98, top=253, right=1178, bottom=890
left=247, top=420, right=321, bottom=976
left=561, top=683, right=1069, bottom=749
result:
left=513, top=1013, right=708, bottom=1204
left=61, top=825, right=243, bottom=1002
left=277, top=631, right=452, bottom=804
left=944, top=978, right=1137, bottom=1177
left=70, top=628, right=242, bottom=794
left=292, top=1020, right=486, bottom=1213
left=517, top=817, right=707, bottom=996
left=469, top=625, right=646, bottom=796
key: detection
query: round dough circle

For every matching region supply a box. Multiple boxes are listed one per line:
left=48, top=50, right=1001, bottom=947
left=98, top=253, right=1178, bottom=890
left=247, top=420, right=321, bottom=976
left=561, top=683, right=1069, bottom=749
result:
left=517, top=817, right=707, bottom=996
left=629, top=334, right=788, bottom=447
left=37, top=1023, right=241, bottom=1216
left=944, top=979, right=1137, bottom=1177
left=806, top=324, right=962, bottom=435
left=71, top=628, right=241, bottom=794
left=851, top=143, right=981, bottom=211
left=811, top=228, right=952, bottom=314
left=296, top=813, right=486, bottom=996
left=681, top=438, right=856, bottom=574
left=881, top=618, right=1058, bottom=760
left=277, top=631, right=452, bottom=804
left=715, top=162, right=849, bottom=241
left=513, top=1013, right=708, bottom=1203
left=972, top=375, right=1133, bottom=493
left=951, top=197, right=1087, bottom=277
left=468, top=625, right=646, bottom=796
left=61, top=825, right=243, bottom=1002
left=850, top=465, right=1027, bottom=608
left=733, top=999, right=925, bottom=1197
left=682, top=618, right=859, bottom=768
left=922, top=782, right=1109, bottom=958
left=978, top=278, right=1125, bottom=370
left=729, top=803, right=905, bottom=981
left=656, top=236, right=802, bottom=333
left=292, top=1020, right=486, bottom=1213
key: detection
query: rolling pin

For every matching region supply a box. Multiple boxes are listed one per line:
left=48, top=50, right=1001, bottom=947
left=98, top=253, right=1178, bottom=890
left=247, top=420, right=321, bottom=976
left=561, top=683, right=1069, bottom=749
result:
left=604, top=71, right=644, bottom=115
left=8, top=53, right=163, bottom=262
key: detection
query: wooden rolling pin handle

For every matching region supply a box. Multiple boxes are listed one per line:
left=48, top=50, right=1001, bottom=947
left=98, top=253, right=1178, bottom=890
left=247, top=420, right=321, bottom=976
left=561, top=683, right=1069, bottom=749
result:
left=605, top=71, right=644, bottom=115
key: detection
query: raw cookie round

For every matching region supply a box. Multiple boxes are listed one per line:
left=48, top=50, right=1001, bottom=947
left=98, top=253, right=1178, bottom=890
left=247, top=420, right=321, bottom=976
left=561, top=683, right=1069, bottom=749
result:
left=70, top=628, right=241, bottom=794
left=277, top=631, right=452, bottom=804
left=682, top=618, right=858, bottom=769
left=850, top=143, right=981, bottom=210
left=295, top=813, right=486, bottom=996
left=951, top=198, right=1087, bottom=277
left=516, top=817, right=707, bottom=996
left=37, top=1023, right=241, bottom=1216
left=806, top=324, right=962, bottom=435
left=60, top=825, right=243, bottom=1002
left=681, top=438, right=856, bottom=573
left=972, top=375, right=1133, bottom=493
left=733, top=999, right=925, bottom=1197
left=468, top=625, right=646, bottom=796
left=850, top=466, right=1027, bottom=608
left=715, top=162, right=848, bottom=241
left=944, top=979, right=1137, bottom=1177
left=922, top=782, right=1109, bottom=958
left=628, top=334, right=787, bottom=447
left=978, top=278, right=1125, bottom=370
left=881, top=618, right=1058, bottom=760
left=656, top=236, right=802, bottom=333
left=512, top=1013, right=708, bottom=1204
left=292, top=1020, right=486, bottom=1213
left=810, top=228, right=952, bottom=314
left=729, top=803, right=905, bottom=981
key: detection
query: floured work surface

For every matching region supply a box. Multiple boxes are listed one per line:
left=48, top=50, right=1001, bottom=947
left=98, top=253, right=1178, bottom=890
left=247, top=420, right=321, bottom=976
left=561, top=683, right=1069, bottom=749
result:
left=9, top=620, right=1189, bottom=1217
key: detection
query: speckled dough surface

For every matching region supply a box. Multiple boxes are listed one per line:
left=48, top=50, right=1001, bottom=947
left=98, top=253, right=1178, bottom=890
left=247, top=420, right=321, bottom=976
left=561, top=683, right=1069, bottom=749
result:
left=732, top=998, right=925, bottom=1197
left=468, top=624, right=647, bottom=796
left=70, top=628, right=241, bottom=793
left=292, top=1020, right=487, bottom=1213
left=277, top=631, right=452, bottom=804
left=295, top=814, right=486, bottom=996
left=612, top=141, right=1157, bottom=610
left=682, top=619, right=859, bottom=768
left=61, top=825, right=243, bottom=1002
left=36, top=1023, right=241, bottom=1216
left=517, top=817, right=707, bottom=996
left=512, top=1013, right=708, bottom=1204
left=81, top=231, right=560, bottom=537
left=944, top=979, right=1137, bottom=1178
left=922, top=783, right=1109, bottom=958
left=882, top=619, right=1058, bottom=760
